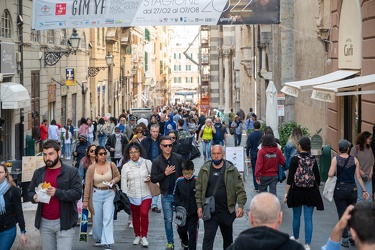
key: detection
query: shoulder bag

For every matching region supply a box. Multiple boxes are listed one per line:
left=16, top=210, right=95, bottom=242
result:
left=323, top=156, right=350, bottom=202
left=146, top=161, right=161, bottom=196
left=202, top=163, right=225, bottom=221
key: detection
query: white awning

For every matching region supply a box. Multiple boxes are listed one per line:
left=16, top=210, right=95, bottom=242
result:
left=1, top=82, right=31, bottom=109
left=311, top=74, right=375, bottom=103
left=281, top=70, right=358, bottom=97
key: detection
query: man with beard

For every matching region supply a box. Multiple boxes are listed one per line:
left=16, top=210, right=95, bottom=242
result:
left=27, top=140, right=82, bottom=250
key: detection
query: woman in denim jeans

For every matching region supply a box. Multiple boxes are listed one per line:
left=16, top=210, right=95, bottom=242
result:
left=83, top=146, right=120, bottom=250
left=350, top=131, right=374, bottom=202
left=97, top=118, right=108, bottom=147
left=283, top=137, right=324, bottom=250
left=198, top=119, right=216, bottom=161
left=328, top=139, right=369, bottom=247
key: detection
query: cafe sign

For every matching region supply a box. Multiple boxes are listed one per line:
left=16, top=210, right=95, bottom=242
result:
left=311, top=89, right=335, bottom=103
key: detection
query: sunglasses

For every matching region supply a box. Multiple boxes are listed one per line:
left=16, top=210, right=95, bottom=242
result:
left=170, top=137, right=176, bottom=139
left=98, top=152, right=107, bottom=156
left=129, top=150, right=140, bottom=155
left=137, top=131, right=143, bottom=134
left=89, top=149, right=96, bottom=153
left=161, top=144, right=173, bottom=148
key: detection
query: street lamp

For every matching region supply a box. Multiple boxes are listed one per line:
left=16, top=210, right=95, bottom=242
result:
left=44, top=29, right=81, bottom=66
left=106, top=52, right=114, bottom=115
left=105, top=52, right=114, bottom=66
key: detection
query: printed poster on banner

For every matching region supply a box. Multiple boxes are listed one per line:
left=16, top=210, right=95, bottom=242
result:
left=32, top=0, right=280, bottom=30
left=225, top=147, right=245, bottom=172
left=22, top=156, right=45, bottom=182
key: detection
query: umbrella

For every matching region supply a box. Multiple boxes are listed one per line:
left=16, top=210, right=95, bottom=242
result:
left=266, top=81, right=279, bottom=139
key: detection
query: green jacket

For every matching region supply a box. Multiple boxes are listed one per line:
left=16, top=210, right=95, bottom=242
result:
left=195, top=160, right=247, bottom=214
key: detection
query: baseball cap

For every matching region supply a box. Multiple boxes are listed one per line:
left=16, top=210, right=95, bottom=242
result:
left=338, top=139, right=351, bottom=149
left=114, top=126, right=121, bottom=132
left=129, top=115, right=136, bottom=121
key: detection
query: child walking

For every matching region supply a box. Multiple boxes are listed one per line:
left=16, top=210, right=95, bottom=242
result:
left=64, top=125, right=72, bottom=159
left=173, top=160, right=199, bottom=250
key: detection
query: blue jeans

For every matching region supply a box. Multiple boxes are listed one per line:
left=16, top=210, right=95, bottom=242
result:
left=161, top=194, right=174, bottom=245
left=88, top=137, right=93, bottom=144
left=92, top=188, right=115, bottom=245
left=98, top=135, right=107, bottom=147
left=250, top=155, right=258, bottom=190
left=151, top=195, right=159, bottom=209
left=0, top=226, right=16, bottom=250
left=292, top=205, right=314, bottom=244
left=202, top=140, right=212, bottom=159
left=355, top=176, right=373, bottom=202
left=234, top=134, right=242, bottom=147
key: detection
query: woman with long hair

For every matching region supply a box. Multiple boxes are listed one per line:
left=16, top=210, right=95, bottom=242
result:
left=78, top=117, right=89, bottom=137
left=284, top=127, right=303, bottom=170
left=350, top=131, right=374, bottom=202
left=0, top=163, right=27, bottom=249
left=83, top=146, right=120, bottom=250
left=284, top=137, right=324, bottom=250
left=97, top=118, right=108, bottom=147
left=255, top=134, right=286, bottom=195
left=132, top=126, right=146, bottom=143
left=328, top=139, right=368, bottom=247
left=78, top=144, right=97, bottom=185
left=147, top=115, right=158, bottom=131
left=64, top=125, right=73, bottom=159
left=87, top=118, right=95, bottom=144
left=121, top=142, right=152, bottom=247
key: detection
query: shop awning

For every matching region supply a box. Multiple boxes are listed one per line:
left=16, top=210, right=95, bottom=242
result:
left=281, top=70, right=358, bottom=97
left=1, top=82, right=31, bottom=109
left=311, top=74, right=375, bottom=103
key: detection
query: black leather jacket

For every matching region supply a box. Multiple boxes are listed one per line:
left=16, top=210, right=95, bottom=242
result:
left=27, top=162, right=82, bottom=230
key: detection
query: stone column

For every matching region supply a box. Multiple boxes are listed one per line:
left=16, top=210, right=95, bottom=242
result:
left=223, top=46, right=232, bottom=116
left=218, top=48, right=224, bottom=110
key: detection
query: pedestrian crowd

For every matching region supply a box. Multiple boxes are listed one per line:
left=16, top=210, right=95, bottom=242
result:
left=1, top=104, right=374, bottom=250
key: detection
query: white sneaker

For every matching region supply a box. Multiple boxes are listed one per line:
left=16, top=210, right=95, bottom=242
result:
left=290, top=236, right=299, bottom=242
left=141, top=237, right=149, bottom=247
left=89, top=229, right=93, bottom=236
left=133, top=236, right=141, bottom=245
left=129, top=221, right=133, bottom=228
left=304, top=244, right=311, bottom=250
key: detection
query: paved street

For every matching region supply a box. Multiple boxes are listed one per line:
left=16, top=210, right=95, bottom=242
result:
left=16, top=134, right=355, bottom=250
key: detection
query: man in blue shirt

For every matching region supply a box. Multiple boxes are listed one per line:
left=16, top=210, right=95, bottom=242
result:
left=321, top=202, right=375, bottom=250
left=246, top=121, right=263, bottom=191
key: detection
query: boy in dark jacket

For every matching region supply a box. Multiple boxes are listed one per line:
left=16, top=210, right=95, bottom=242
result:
left=173, top=160, right=198, bottom=250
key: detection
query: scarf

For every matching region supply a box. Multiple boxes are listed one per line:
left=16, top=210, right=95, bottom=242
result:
left=0, top=180, right=10, bottom=215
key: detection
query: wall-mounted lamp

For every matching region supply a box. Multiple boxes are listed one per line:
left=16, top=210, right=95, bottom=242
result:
left=105, top=52, right=114, bottom=66
left=44, top=29, right=81, bottom=67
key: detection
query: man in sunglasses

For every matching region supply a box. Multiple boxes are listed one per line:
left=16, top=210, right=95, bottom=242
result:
left=151, top=136, right=184, bottom=250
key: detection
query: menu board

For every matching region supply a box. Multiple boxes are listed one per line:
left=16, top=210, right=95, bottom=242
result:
left=225, top=147, right=245, bottom=172
left=22, top=156, right=45, bottom=182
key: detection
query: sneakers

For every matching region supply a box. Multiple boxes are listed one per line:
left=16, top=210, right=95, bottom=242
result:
left=290, top=236, right=299, bottom=242
left=103, top=244, right=111, bottom=250
left=129, top=221, right=133, bottom=228
left=95, top=240, right=101, bottom=246
left=181, top=241, right=188, bottom=250
left=165, top=243, right=174, bottom=250
left=89, top=229, right=93, bottom=236
left=341, top=238, right=350, bottom=248
left=133, top=236, right=141, bottom=245
left=141, top=237, right=149, bottom=247
left=304, top=244, right=311, bottom=250
left=152, top=207, right=161, bottom=213
left=349, top=238, right=355, bottom=245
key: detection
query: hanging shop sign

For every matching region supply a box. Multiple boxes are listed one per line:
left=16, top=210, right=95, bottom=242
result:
left=32, top=0, right=280, bottom=30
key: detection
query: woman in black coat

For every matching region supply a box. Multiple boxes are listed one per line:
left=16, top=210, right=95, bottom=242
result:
left=283, top=137, right=323, bottom=250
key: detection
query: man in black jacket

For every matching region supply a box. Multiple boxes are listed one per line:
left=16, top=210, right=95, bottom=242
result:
left=151, top=136, right=184, bottom=250
left=227, top=192, right=304, bottom=250
left=105, top=126, right=129, bottom=166
left=27, top=140, right=82, bottom=250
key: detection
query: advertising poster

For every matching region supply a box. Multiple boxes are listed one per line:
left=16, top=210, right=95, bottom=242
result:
left=32, top=0, right=280, bottom=30
left=225, top=146, right=244, bottom=172
left=22, top=156, right=45, bottom=182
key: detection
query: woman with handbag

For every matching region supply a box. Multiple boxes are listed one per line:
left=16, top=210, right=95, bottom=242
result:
left=327, top=139, right=368, bottom=247
left=198, top=118, right=216, bottom=161
left=350, top=131, right=374, bottom=202
left=121, top=142, right=152, bottom=247
left=83, top=146, right=120, bottom=250
left=0, top=163, right=27, bottom=249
